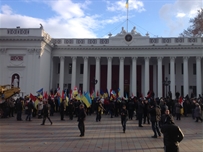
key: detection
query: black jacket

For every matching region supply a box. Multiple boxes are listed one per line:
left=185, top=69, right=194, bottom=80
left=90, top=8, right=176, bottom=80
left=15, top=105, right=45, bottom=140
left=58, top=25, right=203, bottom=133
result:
left=120, top=108, right=128, bottom=119
left=161, top=124, right=184, bottom=147
left=78, top=108, right=86, bottom=122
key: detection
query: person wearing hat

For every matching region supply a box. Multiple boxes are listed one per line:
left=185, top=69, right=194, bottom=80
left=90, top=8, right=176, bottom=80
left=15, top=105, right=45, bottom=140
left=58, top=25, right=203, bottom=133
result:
left=77, top=104, right=86, bottom=137
left=161, top=115, right=184, bottom=152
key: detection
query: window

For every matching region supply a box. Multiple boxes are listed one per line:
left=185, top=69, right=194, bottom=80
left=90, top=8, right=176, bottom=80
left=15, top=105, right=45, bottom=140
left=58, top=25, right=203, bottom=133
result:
left=69, top=63, right=72, bottom=74
left=79, top=84, right=83, bottom=94
left=193, top=63, right=196, bottom=75
left=58, top=63, right=60, bottom=74
left=181, top=85, right=183, bottom=97
left=68, top=84, right=71, bottom=90
left=80, top=64, right=84, bottom=74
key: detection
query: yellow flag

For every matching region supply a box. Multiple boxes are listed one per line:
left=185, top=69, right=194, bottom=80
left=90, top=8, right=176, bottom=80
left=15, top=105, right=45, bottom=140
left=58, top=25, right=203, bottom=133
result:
left=126, top=0, right=129, bottom=8
left=81, top=95, right=90, bottom=108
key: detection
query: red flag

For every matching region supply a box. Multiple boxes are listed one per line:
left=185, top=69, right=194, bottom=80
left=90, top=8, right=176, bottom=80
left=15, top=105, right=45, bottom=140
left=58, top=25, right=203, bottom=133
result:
left=179, top=96, right=183, bottom=103
left=69, top=89, right=72, bottom=99
left=30, top=93, right=37, bottom=102
left=62, top=91, right=64, bottom=99
left=43, top=91, right=48, bottom=99
left=96, top=90, right=99, bottom=97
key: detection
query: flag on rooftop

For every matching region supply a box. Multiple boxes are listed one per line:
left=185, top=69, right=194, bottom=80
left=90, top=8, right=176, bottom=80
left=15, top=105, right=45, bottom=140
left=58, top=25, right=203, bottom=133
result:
left=126, top=0, right=129, bottom=8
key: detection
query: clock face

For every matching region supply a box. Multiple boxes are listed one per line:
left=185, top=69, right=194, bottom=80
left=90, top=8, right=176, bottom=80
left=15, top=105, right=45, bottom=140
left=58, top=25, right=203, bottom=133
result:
left=125, top=34, right=132, bottom=42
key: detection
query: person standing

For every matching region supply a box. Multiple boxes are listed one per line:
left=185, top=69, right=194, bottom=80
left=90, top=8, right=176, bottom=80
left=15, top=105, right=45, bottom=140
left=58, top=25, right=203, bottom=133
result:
left=96, top=101, right=104, bottom=122
left=175, top=101, right=182, bottom=120
left=120, top=104, right=128, bottom=133
left=60, top=99, right=66, bottom=120
left=37, top=99, right=43, bottom=118
left=137, top=99, right=144, bottom=127
left=128, top=99, right=134, bottom=120
left=160, top=109, right=174, bottom=128
left=149, top=102, right=161, bottom=138
left=9, top=99, right=15, bottom=117
left=69, top=100, right=75, bottom=120
left=194, top=103, right=203, bottom=122
left=41, top=100, right=52, bottom=125
left=161, top=115, right=184, bottom=152
left=77, top=104, right=86, bottom=137
left=26, top=100, right=34, bottom=121
left=16, top=98, right=23, bottom=121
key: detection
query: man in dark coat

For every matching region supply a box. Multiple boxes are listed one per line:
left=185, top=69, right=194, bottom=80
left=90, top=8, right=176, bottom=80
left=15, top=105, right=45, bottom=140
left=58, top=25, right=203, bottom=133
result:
left=137, top=99, right=144, bottom=127
left=120, top=104, right=128, bottom=133
left=16, top=98, right=23, bottom=121
left=161, top=115, right=184, bottom=152
left=149, top=103, right=161, bottom=138
left=60, top=99, right=65, bottom=120
left=41, top=100, right=52, bottom=125
left=77, top=104, right=86, bottom=137
left=26, top=100, right=34, bottom=121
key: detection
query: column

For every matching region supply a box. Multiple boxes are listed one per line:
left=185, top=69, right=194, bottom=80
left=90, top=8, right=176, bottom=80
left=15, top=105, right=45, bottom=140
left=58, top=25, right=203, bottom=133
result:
left=196, top=56, right=202, bottom=96
left=170, top=57, right=176, bottom=99
left=95, top=57, right=100, bottom=94
left=71, top=56, right=77, bottom=90
left=157, top=57, right=163, bottom=98
left=131, top=57, right=137, bottom=96
left=59, top=56, right=65, bottom=92
left=144, top=57, right=150, bottom=97
left=119, top=57, right=125, bottom=97
left=83, top=56, right=88, bottom=93
left=107, top=57, right=112, bottom=92
left=50, top=57, right=54, bottom=90
left=183, top=56, right=189, bottom=97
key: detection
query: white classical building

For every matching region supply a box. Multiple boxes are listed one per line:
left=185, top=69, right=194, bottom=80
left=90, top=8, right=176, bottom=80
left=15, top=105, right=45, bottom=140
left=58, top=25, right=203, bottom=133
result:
left=0, top=27, right=203, bottom=99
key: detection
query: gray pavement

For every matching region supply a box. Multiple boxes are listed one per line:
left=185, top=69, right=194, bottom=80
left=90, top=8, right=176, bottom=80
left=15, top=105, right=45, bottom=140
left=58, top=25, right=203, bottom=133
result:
left=0, top=113, right=202, bottom=152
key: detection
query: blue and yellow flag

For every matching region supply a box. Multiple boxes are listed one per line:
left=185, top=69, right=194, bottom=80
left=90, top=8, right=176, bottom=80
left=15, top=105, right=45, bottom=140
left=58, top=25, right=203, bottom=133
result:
left=126, top=0, right=129, bottom=8
left=81, top=93, right=91, bottom=108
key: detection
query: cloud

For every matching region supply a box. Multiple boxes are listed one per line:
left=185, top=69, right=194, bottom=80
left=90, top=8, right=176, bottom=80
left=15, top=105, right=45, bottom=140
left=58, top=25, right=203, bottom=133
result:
left=106, top=0, right=145, bottom=12
left=159, top=0, right=202, bottom=36
left=1, top=5, right=12, bottom=15
left=0, top=0, right=131, bottom=38
left=0, top=0, right=100, bottom=38
left=176, top=13, right=185, bottom=18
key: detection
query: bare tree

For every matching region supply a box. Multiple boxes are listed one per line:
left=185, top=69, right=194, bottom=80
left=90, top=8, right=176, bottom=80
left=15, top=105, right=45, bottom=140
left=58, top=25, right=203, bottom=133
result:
left=180, top=8, right=203, bottom=37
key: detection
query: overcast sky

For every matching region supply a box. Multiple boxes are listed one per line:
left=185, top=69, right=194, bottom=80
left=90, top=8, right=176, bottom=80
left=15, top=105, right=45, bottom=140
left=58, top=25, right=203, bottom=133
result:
left=0, top=0, right=202, bottom=38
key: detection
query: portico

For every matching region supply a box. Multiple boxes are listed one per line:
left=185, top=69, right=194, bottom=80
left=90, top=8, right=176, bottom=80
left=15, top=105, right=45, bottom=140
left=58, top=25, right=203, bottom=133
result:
left=0, top=27, right=202, bottom=98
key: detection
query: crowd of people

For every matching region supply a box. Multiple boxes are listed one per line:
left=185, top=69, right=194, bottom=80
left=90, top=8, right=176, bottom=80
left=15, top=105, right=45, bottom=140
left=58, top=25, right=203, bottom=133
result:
left=0, top=93, right=203, bottom=152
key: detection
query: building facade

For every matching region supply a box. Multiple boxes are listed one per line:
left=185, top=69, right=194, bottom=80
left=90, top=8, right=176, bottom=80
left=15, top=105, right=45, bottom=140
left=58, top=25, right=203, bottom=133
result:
left=0, top=27, right=203, bottom=99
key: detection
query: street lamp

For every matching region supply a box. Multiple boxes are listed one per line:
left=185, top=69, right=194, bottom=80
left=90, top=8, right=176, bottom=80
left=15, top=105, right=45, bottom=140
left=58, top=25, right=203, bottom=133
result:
left=163, top=77, right=171, bottom=98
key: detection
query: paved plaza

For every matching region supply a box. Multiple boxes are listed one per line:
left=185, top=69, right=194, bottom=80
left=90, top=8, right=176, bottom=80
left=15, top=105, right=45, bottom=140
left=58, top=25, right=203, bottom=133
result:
left=0, top=113, right=202, bottom=152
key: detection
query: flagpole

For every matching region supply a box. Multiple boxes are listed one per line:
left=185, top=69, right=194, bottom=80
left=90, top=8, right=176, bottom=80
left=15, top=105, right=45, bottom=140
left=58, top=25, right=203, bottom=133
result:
left=127, top=4, right=128, bottom=33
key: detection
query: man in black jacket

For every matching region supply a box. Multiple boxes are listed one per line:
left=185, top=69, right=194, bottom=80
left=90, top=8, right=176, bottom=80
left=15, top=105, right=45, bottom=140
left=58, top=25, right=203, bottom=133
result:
left=26, top=100, right=34, bottom=121
left=41, top=100, right=52, bottom=125
left=137, top=99, right=144, bottom=127
left=78, top=104, right=86, bottom=137
left=120, top=104, right=128, bottom=133
left=161, top=115, right=184, bottom=152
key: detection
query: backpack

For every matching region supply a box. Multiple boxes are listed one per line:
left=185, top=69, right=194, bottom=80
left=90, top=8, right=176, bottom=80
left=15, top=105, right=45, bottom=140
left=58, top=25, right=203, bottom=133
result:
left=155, top=105, right=161, bottom=121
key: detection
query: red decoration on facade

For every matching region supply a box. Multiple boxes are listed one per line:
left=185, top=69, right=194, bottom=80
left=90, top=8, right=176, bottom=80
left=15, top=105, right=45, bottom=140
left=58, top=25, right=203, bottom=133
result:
left=10, top=56, right=23, bottom=61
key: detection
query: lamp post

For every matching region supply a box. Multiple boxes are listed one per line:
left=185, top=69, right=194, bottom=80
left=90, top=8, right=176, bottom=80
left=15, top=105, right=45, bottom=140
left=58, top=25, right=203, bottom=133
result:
left=163, top=77, right=171, bottom=98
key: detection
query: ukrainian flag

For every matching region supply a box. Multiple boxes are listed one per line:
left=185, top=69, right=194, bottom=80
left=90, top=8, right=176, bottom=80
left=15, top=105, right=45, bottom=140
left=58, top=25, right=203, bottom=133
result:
left=81, top=93, right=91, bottom=108
left=126, top=0, right=129, bottom=8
